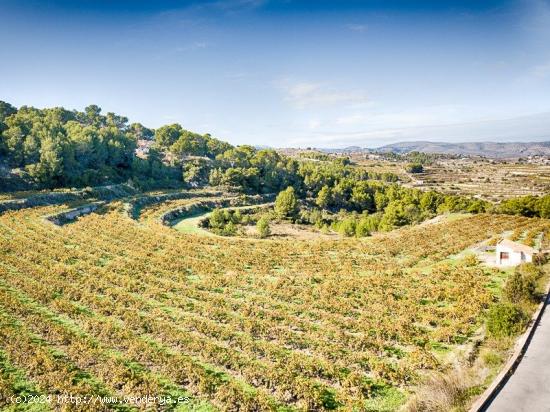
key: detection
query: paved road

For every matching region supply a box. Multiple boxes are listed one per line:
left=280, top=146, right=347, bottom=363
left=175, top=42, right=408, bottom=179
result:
left=486, top=299, right=550, bottom=412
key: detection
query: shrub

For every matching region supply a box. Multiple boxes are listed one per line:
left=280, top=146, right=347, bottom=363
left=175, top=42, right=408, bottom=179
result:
left=462, top=254, right=479, bottom=267
left=222, top=221, right=237, bottom=236
left=209, top=209, right=226, bottom=229
left=515, top=262, right=543, bottom=280
left=405, top=368, right=472, bottom=412
left=337, top=218, right=356, bottom=237
left=486, top=303, right=527, bottom=338
left=274, top=186, right=298, bottom=219
left=503, top=267, right=537, bottom=303
left=355, top=218, right=371, bottom=237
left=256, top=216, right=271, bottom=239
left=407, top=163, right=424, bottom=174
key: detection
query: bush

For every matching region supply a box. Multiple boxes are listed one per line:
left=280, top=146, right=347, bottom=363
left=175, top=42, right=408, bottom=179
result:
left=486, top=303, right=527, bottom=338
left=222, top=221, right=237, bottom=236
left=355, top=218, right=371, bottom=237
left=461, top=254, right=479, bottom=267
left=336, top=218, right=356, bottom=237
left=208, top=208, right=240, bottom=236
left=407, top=163, right=424, bottom=174
left=274, top=186, right=298, bottom=219
left=516, top=262, right=543, bottom=280
left=256, top=216, right=271, bottom=239
left=405, top=368, right=472, bottom=412
left=503, top=267, right=537, bottom=303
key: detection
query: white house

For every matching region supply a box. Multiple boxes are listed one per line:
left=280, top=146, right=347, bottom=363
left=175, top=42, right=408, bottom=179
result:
left=495, top=239, right=537, bottom=266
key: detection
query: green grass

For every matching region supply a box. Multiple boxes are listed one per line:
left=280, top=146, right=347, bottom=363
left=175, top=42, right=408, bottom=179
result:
left=362, top=386, right=406, bottom=412
left=0, top=350, right=50, bottom=412
left=173, top=212, right=213, bottom=235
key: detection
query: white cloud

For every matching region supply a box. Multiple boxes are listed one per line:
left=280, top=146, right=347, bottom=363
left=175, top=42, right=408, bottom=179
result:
left=176, top=41, right=210, bottom=52
left=286, top=112, right=550, bottom=148
left=531, top=61, right=550, bottom=79
left=346, top=23, right=368, bottom=33
left=308, top=119, right=321, bottom=129
left=281, top=81, right=369, bottom=109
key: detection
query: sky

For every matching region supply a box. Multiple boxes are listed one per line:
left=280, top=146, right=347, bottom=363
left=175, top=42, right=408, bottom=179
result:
left=1, top=0, right=549, bottom=148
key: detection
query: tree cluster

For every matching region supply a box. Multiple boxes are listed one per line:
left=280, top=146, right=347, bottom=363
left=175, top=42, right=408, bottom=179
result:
left=0, top=101, right=173, bottom=188
left=498, top=195, right=550, bottom=219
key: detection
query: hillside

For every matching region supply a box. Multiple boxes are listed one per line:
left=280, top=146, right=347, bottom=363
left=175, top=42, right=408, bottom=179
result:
left=374, top=141, right=550, bottom=158
left=1, top=191, right=548, bottom=410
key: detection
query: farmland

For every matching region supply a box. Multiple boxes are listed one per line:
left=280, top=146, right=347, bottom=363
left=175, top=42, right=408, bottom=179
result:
left=0, top=193, right=549, bottom=411
left=350, top=155, right=550, bottom=202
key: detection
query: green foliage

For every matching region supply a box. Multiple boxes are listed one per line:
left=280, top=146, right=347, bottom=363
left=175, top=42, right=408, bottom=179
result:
left=208, top=208, right=242, bottom=236
left=498, top=195, right=550, bottom=218
left=356, top=214, right=381, bottom=237
left=275, top=187, right=298, bottom=219
left=420, top=191, right=443, bottom=213
left=379, top=150, right=455, bottom=165
left=316, top=185, right=332, bottom=209
left=154, top=124, right=183, bottom=148
left=0, top=100, right=543, bottom=232
left=406, top=163, right=424, bottom=173
left=504, top=271, right=536, bottom=304
left=336, top=217, right=357, bottom=237
left=256, top=216, right=271, bottom=238
left=516, top=263, right=543, bottom=279
left=486, top=302, right=527, bottom=338
left=378, top=201, right=412, bottom=231
left=504, top=263, right=542, bottom=303
left=461, top=254, right=479, bottom=267
left=0, top=103, right=139, bottom=188
left=183, top=158, right=212, bottom=187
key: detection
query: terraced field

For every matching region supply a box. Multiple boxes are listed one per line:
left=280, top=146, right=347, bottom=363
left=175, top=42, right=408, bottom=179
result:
left=0, top=195, right=549, bottom=411
left=408, top=160, right=550, bottom=201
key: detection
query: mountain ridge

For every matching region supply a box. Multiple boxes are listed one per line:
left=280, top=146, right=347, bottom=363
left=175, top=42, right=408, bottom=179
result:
left=316, top=141, right=550, bottom=158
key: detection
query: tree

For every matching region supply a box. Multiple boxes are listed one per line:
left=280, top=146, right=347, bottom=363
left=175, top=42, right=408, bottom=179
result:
left=351, top=182, right=374, bottom=212
left=407, top=163, right=424, bottom=173
left=536, top=195, right=550, bottom=219
left=316, top=185, right=332, bottom=209
left=28, top=136, right=65, bottom=187
left=0, top=101, right=17, bottom=123
left=83, top=105, right=103, bottom=126
left=379, top=201, right=409, bottom=231
left=498, top=196, right=539, bottom=217
left=374, top=191, right=389, bottom=212
left=127, top=123, right=154, bottom=140
left=256, top=216, right=271, bottom=238
left=275, top=186, right=298, bottom=219
left=154, top=124, right=182, bottom=149
left=209, top=209, right=226, bottom=230
left=420, top=191, right=441, bottom=213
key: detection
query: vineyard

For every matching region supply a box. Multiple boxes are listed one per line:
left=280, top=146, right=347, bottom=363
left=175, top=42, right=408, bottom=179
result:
left=0, top=194, right=549, bottom=411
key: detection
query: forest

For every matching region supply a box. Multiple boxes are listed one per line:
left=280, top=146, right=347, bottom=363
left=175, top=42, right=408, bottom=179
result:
left=1, top=101, right=548, bottom=232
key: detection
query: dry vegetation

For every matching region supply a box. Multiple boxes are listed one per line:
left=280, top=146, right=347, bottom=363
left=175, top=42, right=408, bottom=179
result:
left=403, top=159, right=549, bottom=202
left=0, top=194, right=549, bottom=410
left=345, top=155, right=550, bottom=202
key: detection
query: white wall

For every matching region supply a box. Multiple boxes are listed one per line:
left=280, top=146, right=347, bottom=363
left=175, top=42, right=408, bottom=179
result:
left=496, top=245, right=533, bottom=266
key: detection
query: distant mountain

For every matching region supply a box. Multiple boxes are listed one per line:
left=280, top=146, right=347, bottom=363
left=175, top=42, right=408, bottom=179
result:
left=318, top=146, right=365, bottom=154
left=372, top=141, right=550, bottom=158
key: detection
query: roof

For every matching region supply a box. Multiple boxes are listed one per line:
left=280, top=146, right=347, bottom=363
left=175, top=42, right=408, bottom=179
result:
left=497, top=239, right=537, bottom=254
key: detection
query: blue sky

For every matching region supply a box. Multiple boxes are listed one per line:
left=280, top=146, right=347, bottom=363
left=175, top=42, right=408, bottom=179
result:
left=1, top=0, right=549, bottom=148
